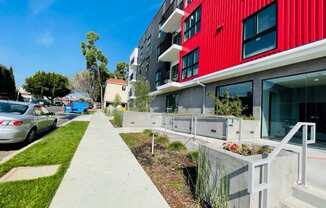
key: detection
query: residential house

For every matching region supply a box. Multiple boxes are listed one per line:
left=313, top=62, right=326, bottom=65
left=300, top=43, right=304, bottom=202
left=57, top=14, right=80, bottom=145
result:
left=104, top=79, right=128, bottom=108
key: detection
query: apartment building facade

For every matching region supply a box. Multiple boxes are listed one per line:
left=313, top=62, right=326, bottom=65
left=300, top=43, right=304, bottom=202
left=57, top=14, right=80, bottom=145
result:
left=135, top=0, right=326, bottom=145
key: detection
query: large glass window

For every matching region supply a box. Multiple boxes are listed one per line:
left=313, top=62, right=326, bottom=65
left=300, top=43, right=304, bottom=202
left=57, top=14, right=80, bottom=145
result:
left=243, top=3, right=277, bottom=58
left=262, top=70, right=326, bottom=147
left=184, top=6, right=201, bottom=41
left=216, top=82, right=253, bottom=116
left=182, top=48, right=199, bottom=80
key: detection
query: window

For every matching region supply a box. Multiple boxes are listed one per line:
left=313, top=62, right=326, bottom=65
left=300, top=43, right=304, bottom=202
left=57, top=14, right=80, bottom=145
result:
left=262, top=70, right=326, bottom=145
left=182, top=48, right=199, bottom=80
left=166, top=94, right=177, bottom=113
left=0, top=102, right=28, bottom=115
left=186, top=0, right=193, bottom=6
left=155, top=70, right=162, bottom=87
left=243, top=3, right=277, bottom=59
left=216, top=82, right=253, bottom=116
left=184, top=6, right=201, bottom=41
left=171, top=64, right=179, bottom=81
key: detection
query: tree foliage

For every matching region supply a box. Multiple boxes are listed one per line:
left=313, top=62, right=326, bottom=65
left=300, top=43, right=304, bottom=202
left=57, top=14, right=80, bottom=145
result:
left=80, top=32, right=113, bottom=86
left=114, top=62, right=128, bottom=80
left=70, top=70, right=99, bottom=101
left=134, top=79, right=152, bottom=112
left=0, top=65, right=16, bottom=100
left=213, top=91, right=244, bottom=117
left=113, top=94, right=122, bottom=107
left=24, top=71, right=70, bottom=101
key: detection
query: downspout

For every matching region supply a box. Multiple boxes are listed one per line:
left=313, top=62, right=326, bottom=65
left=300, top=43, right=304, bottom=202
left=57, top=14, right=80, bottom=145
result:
left=197, top=81, right=206, bottom=115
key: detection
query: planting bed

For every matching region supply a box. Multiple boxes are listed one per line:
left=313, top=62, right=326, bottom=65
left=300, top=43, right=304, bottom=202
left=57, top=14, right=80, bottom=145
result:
left=120, top=132, right=202, bottom=208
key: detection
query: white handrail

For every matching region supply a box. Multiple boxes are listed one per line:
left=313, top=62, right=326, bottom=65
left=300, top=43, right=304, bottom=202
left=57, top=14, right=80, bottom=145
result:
left=248, top=122, right=316, bottom=208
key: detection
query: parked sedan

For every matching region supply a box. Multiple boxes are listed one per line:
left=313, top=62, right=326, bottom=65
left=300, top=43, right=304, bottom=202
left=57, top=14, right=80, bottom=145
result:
left=0, top=100, right=57, bottom=143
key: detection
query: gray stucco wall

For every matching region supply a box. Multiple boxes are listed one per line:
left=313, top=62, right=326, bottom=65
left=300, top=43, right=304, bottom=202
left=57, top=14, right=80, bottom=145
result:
left=151, top=57, right=326, bottom=119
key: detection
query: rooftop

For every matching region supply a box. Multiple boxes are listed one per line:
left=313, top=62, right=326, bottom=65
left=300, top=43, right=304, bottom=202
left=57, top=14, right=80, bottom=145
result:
left=106, top=79, right=127, bottom=85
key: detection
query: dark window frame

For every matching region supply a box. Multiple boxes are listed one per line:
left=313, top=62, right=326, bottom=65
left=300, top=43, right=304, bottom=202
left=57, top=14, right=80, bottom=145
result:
left=242, top=2, right=277, bottom=59
left=181, top=48, right=199, bottom=80
left=184, top=6, right=202, bottom=41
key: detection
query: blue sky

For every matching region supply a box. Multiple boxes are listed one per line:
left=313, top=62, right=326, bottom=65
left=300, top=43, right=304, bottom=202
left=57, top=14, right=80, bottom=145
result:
left=0, top=0, right=162, bottom=86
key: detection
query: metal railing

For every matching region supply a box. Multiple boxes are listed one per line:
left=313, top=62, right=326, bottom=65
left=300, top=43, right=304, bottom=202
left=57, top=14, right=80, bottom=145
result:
left=247, top=122, right=316, bottom=208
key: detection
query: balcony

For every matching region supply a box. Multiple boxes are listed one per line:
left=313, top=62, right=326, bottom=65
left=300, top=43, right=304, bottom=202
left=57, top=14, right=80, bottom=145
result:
left=129, top=73, right=136, bottom=84
left=158, top=33, right=182, bottom=63
left=155, top=65, right=180, bottom=93
left=160, top=0, right=184, bottom=33
left=157, top=81, right=181, bottom=93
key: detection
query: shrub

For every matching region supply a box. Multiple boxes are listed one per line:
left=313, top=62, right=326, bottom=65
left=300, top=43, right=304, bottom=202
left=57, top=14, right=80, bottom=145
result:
left=112, top=110, right=122, bottom=127
left=143, top=129, right=153, bottom=136
left=156, top=135, right=169, bottom=147
left=187, top=151, right=199, bottom=162
left=168, top=141, right=187, bottom=152
left=143, top=129, right=159, bottom=137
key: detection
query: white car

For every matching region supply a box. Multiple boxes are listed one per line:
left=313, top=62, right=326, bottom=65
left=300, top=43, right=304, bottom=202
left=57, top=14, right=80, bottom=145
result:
left=0, top=100, right=57, bottom=143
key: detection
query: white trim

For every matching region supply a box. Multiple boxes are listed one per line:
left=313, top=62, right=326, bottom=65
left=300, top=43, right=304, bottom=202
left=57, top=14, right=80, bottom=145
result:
left=158, top=44, right=182, bottom=63
left=151, top=39, right=326, bottom=96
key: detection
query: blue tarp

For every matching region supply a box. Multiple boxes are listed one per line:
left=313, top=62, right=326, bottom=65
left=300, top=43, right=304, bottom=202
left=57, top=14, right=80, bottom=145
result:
left=64, top=101, right=89, bottom=113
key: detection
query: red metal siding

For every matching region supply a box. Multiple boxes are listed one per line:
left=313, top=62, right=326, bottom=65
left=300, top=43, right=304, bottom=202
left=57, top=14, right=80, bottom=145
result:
left=179, top=0, right=326, bottom=82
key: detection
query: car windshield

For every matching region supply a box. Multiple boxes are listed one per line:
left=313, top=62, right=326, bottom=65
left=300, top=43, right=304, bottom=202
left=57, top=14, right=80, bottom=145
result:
left=0, top=102, right=29, bottom=115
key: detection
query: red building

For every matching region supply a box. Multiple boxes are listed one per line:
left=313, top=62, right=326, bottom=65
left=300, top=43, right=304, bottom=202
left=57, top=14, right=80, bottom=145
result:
left=135, top=0, right=326, bottom=146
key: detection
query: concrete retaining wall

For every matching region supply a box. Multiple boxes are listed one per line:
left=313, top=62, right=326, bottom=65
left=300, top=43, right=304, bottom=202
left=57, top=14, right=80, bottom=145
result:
left=162, top=115, right=260, bottom=141
left=122, top=112, right=163, bottom=128
left=200, top=145, right=298, bottom=208
left=123, top=112, right=261, bottom=141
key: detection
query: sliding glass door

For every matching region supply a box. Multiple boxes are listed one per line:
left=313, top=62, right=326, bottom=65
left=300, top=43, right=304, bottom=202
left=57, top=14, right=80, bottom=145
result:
left=262, top=70, right=326, bottom=147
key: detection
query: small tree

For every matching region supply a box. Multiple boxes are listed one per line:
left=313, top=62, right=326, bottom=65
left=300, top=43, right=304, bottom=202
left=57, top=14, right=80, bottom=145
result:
left=70, top=70, right=99, bottom=101
left=134, top=79, right=152, bottom=112
left=212, top=92, right=244, bottom=117
left=113, top=94, right=122, bottom=107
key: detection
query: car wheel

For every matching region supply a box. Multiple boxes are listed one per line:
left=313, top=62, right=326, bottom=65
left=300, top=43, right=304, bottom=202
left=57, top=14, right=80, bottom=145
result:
left=52, top=120, right=57, bottom=129
left=26, top=128, right=36, bottom=143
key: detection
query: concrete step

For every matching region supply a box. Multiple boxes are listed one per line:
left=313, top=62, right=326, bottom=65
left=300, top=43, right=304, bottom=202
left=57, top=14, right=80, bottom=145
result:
left=281, top=197, right=317, bottom=208
left=292, top=185, right=326, bottom=208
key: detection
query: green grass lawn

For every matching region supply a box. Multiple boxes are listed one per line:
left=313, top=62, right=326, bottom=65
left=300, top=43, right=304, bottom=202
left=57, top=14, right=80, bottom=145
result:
left=0, top=121, right=89, bottom=208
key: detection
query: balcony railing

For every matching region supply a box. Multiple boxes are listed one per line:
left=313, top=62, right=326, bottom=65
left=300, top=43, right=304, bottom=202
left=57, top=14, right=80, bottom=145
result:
left=158, top=34, right=173, bottom=57
left=160, top=0, right=185, bottom=33
left=158, top=33, right=182, bottom=62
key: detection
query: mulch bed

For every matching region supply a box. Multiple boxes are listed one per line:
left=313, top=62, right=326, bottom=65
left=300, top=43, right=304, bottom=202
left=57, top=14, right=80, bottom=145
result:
left=130, top=142, right=200, bottom=208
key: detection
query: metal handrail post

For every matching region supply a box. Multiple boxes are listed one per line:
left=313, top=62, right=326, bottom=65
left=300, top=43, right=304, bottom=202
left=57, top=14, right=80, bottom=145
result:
left=302, top=125, right=308, bottom=186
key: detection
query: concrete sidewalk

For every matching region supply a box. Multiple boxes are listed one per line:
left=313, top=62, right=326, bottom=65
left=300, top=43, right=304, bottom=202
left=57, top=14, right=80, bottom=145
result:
left=50, top=112, right=169, bottom=208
